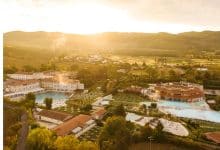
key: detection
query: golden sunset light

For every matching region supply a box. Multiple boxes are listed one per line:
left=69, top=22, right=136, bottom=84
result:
left=1, top=0, right=219, bottom=34
left=2, top=1, right=220, bottom=150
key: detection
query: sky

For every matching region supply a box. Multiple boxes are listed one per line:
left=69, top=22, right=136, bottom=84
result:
left=1, top=0, right=220, bottom=34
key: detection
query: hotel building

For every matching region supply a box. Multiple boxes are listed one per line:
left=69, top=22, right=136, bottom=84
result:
left=4, top=79, right=44, bottom=98
left=4, top=72, right=84, bottom=98
left=155, top=82, right=204, bottom=102
left=41, top=78, right=84, bottom=92
left=7, top=72, right=53, bottom=80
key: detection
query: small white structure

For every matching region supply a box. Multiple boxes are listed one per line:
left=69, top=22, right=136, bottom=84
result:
left=196, top=68, right=208, bottom=71
left=126, top=113, right=153, bottom=126
left=117, top=69, right=127, bottom=73
left=159, top=118, right=189, bottom=136
left=92, top=94, right=113, bottom=107
left=207, top=100, right=216, bottom=104
left=126, top=112, right=189, bottom=137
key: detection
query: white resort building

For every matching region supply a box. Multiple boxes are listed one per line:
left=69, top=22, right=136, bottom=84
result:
left=4, top=72, right=84, bottom=98
left=41, top=78, right=84, bottom=92
left=4, top=79, right=44, bottom=98
left=7, top=72, right=53, bottom=80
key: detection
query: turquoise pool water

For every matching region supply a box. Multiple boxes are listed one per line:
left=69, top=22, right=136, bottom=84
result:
left=140, top=101, right=220, bottom=123
left=36, top=92, right=68, bottom=108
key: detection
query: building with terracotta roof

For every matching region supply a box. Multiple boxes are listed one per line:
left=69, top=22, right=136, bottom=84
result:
left=91, top=108, right=106, bottom=120
left=205, top=132, right=220, bottom=144
left=155, top=82, right=204, bottom=102
left=52, top=114, right=95, bottom=137
left=125, top=85, right=143, bottom=94
left=36, top=109, right=73, bottom=125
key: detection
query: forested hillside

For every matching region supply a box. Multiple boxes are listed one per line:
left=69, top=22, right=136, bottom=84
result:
left=4, top=31, right=220, bottom=52
left=3, top=31, right=220, bottom=69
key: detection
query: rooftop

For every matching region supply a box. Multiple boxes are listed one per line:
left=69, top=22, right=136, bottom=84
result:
left=205, top=132, right=220, bottom=144
left=41, top=77, right=80, bottom=84
left=37, top=109, right=73, bottom=122
left=52, top=114, right=92, bottom=136
left=5, top=79, right=40, bottom=86
left=92, top=108, right=106, bottom=117
left=155, top=82, right=204, bottom=99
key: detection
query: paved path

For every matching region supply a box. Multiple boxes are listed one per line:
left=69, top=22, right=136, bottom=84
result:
left=16, top=112, right=28, bottom=150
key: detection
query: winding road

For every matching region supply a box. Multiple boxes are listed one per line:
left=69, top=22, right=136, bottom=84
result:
left=4, top=104, right=29, bottom=150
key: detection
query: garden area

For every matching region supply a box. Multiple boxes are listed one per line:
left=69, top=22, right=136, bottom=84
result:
left=78, top=126, right=102, bottom=142
left=110, top=93, right=152, bottom=111
left=54, top=90, right=104, bottom=115
left=113, top=93, right=149, bottom=103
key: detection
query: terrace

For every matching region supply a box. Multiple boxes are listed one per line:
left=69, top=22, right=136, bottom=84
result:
left=126, top=113, right=189, bottom=137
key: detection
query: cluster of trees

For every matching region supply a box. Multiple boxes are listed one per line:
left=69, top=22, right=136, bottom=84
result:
left=99, top=116, right=165, bottom=150
left=4, top=103, right=23, bottom=150
left=98, top=104, right=165, bottom=150
left=98, top=116, right=132, bottom=150
left=26, top=128, right=98, bottom=150
left=80, top=104, right=92, bottom=113
left=4, top=93, right=37, bottom=150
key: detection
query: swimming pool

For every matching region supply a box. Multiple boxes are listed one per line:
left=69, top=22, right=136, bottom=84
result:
left=140, top=100, right=220, bottom=123
left=36, top=92, right=68, bottom=108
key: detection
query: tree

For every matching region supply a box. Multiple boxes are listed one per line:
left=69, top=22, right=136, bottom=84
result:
left=98, top=116, right=131, bottom=150
left=54, top=135, right=79, bottom=150
left=44, top=98, right=53, bottom=109
left=113, top=104, right=126, bottom=117
left=153, top=121, right=164, bottom=141
left=70, top=63, right=79, bottom=71
left=4, top=66, right=18, bottom=74
left=140, top=124, right=153, bottom=141
left=77, top=141, right=99, bottom=150
left=40, top=64, right=48, bottom=71
left=168, top=69, right=180, bottom=82
left=26, top=128, right=55, bottom=150
left=25, top=93, right=36, bottom=109
left=23, top=65, right=36, bottom=72
left=140, top=104, right=147, bottom=114
left=150, top=103, right=157, bottom=109
left=80, top=104, right=92, bottom=112
left=26, top=93, right=36, bottom=101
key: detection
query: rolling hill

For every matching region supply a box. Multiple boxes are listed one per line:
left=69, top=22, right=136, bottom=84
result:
left=3, top=31, right=220, bottom=68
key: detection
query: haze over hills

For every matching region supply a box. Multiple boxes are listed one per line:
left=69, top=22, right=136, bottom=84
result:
left=3, top=31, right=220, bottom=69
left=4, top=31, right=220, bottom=53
